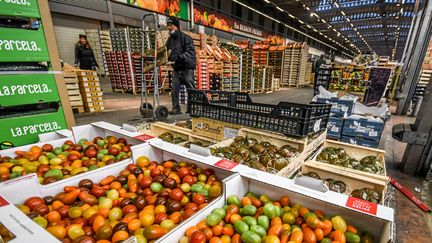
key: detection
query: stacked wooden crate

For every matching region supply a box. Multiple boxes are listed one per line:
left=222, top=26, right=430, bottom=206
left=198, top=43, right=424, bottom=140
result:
left=236, top=41, right=253, bottom=92
left=196, top=50, right=210, bottom=90
left=84, top=29, right=104, bottom=76
left=253, top=67, right=265, bottom=93
left=76, top=70, right=104, bottom=113
left=99, top=30, right=112, bottom=77
left=63, top=71, right=84, bottom=113
left=264, top=66, right=273, bottom=92
left=282, top=42, right=309, bottom=87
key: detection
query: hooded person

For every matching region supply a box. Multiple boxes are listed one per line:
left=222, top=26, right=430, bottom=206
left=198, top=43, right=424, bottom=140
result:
left=75, top=34, right=99, bottom=71
left=165, top=16, right=196, bottom=115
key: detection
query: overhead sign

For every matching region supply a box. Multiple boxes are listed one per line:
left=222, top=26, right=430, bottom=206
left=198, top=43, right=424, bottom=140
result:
left=233, top=22, right=262, bottom=37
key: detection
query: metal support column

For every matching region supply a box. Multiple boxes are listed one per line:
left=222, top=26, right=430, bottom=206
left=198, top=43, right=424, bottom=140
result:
left=396, top=0, right=432, bottom=115
left=107, top=0, right=115, bottom=28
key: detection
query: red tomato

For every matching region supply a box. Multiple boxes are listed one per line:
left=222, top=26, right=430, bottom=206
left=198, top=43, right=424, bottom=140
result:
left=170, top=188, right=184, bottom=201
left=190, top=230, right=207, bottom=243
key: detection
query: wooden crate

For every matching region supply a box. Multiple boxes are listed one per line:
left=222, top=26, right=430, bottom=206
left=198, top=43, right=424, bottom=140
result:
left=138, top=122, right=191, bottom=145
left=300, top=161, right=387, bottom=204
left=63, top=71, right=84, bottom=112
left=191, top=117, right=242, bottom=141
left=311, top=139, right=388, bottom=183
left=211, top=127, right=326, bottom=178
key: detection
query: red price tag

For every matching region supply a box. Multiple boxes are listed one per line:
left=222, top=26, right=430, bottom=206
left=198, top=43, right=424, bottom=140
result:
left=134, top=134, right=155, bottom=141
left=214, top=159, right=238, bottom=170
left=346, top=196, right=377, bottom=215
left=0, top=196, right=9, bottom=207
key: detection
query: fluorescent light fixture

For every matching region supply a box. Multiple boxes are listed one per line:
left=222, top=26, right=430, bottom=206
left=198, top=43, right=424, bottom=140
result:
left=298, top=20, right=304, bottom=24
left=314, top=29, right=318, bottom=32
left=306, top=7, right=310, bottom=10
left=264, top=0, right=270, bottom=3
left=307, top=25, right=312, bottom=28
left=322, top=19, right=326, bottom=23
left=310, top=13, right=314, bottom=17
left=313, top=13, right=319, bottom=17
left=341, top=11, right=346, bottom=16
left=346, top=18, right=350, bottom=22
left=288, top=14, right=295, bottom=18
left=334, top=2, right=340, bottom=8
left=400, top=8, right=404, bottom=13
left=350, top=23, right=354, bottom=27
left=276, top=6, right=284, bottom=12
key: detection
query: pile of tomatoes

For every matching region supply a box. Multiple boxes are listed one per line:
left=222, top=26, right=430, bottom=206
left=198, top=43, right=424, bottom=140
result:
left=0, top=136, right=131, bottom=184
left=17, top=156, right=223, bottom=242
left=181, top=193, right=374, bottom=243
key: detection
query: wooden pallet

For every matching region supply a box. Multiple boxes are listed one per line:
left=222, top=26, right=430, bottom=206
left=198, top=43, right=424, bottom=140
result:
left=63, top=71, right=84, bottom=111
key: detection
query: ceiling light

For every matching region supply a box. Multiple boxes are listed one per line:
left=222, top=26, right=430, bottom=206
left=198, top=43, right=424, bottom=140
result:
left=350, top=23, right=354, bottom=27
left=276, top=6, right=283, bottom=12
left=400, top=8, right=404, bottom=13
left=306, top=7, right=310, bottom=10
left=307, top=25, right=312, bottom=28
left=288, top=14, right=295, bottom=18
left=298, top=20, right=304, bottom=24
left=310, top=13, right=314, bottom=17
left=322, top=19, right=326, bottom=23
left=264, top=0, right=270, bottom=3
left=346, top=18, right=350, bottom=22
left=341, top=11, right=346, bottom=16
left=334, top=2, right=340, bottom=8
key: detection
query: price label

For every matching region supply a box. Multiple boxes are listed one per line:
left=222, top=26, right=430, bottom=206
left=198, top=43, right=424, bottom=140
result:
left=134, top=134, right=155, bottom=141
left=369, top=130, right=378, bottom=137
left=0, top=196, right=9, bottom=207
left=199, top=25, right=205, bottom=34
left=346, top=196, right=377, bottom=215
left=214, top=159, right=238, bottom=170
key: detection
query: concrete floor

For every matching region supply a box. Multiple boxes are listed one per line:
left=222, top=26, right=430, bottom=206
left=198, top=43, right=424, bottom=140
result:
left=75, top=77, right=432, bottom=241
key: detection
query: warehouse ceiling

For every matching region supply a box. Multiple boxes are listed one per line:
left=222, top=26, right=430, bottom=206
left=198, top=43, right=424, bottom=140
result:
left=251, top=0, right=416, bottom=60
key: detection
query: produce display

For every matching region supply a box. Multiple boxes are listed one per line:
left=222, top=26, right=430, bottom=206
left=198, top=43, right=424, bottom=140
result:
left=304, top=172, right=381, bottom=203
left=17, top=157, right=223, bottom=242
left=316, top=147, right=384, bottom=175
left=0, top=137, right=132, bottom=184
left=180, top=192, right=374, bottom=243
left=159, top=132, right=187, bottom=144
left=184, top=142, right=205, bottom=149
left=210, top=136, right=298, bottom=173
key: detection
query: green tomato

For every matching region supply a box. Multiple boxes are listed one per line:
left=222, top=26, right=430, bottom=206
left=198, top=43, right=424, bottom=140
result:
left=150, top=182, right=163, bottom=193
left=97, top=152, right=105, bottom=161
left=250, top=224, right=266, bottom=237
left=53, top=147, right=63, bottom=155
left=99, top=149, right=109, bottom=155
left=197, top=188, right=209, bottom=197
left=331, top=215, right=347, bottom=232
left=62, top=144, right=70, bottom=151
left=345, top=232, right=361, bottom=243
left=257, top=215, right=269, bottom=230
left=97, top=139, right=106, bottom=147
left=206, top=213, right=222, bottom=227
left=33, top=216, right=48, bottom=228
left=44, top=169, right=63, bottom=179
left=241, top=230, right=261, bottom=243
left=227, top=195, right=241, bottom=207
left=107, top=189, right=119, bottom=200
left=234, top=220, right=249, bottom=234
left=108, top=207, right=123, bottom=221
left=46, top=152, right=56, bottom=159
left=191, top=183, right=204, bottom=192
left=263, top=202, right=278, bottom=219
left=99, top=197, right=113, bottom=209
left=180, top=183, right=191, bottom=192
left=212, top=208, right=226, bottom=218
left=242, top=205, right=257, bottom=216
left=242, top=216, right=257, bottom=226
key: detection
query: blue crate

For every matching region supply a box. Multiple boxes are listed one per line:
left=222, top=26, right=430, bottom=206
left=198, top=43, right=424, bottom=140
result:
left=341, top=135, right=380, bottom=148
left=342, top=116, right=384, bottom=141
left=327, top=117, right=343, bottom=137
left=317, top=97, right=354, bottom=117
left=327, top=134, right=340, bottom=141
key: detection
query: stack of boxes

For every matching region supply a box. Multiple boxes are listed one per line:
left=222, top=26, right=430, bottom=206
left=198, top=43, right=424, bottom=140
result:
left=76, top=70, right=104, bottom=112
left=282, top=42, right=309, bottom=87
left=236, top=41, right=253, bottom=92
left=128, top=27, right=143, bottom=53
left=99, top=30, right=112, bottom=76
left=317, top=97, right=354, bottom=140
left=63, top=71, right=84, bottom=113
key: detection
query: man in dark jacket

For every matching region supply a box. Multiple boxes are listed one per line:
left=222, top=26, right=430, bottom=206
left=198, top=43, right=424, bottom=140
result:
left=314, top=54, right=326, bottom=84
left=166, top=17, right=196, bottom=115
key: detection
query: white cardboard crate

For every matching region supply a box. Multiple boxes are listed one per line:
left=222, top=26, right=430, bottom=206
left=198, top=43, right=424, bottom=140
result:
left=0, top=142, right=235, bottom=242
left=164, top=166, right=394, bottom=243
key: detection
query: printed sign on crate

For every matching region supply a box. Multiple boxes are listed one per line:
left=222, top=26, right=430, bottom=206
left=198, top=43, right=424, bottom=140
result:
left=346, top=196, right=378, bottom=215
left=214, top=159, right=238, bottom=170
left=134, top=134, right=155, bottom=141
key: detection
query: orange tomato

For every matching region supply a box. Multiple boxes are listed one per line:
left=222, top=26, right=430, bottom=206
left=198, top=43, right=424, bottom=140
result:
left=52, top=201, right=64, bottom=211
left=98, top=208, right=110, bottom=218
left=196, top=220, right=208, bottom=231
left=212, top=225, right=223, bottom=236
left=128, top=218, right=141, bottom=232
left=112, top=230, right=129, bottom=242
left=303, top=227, right=317, bottom=243
left=241, top=197, right=252, bottom=206
left=163, top=161, right=175, bottom=168
left=92, top=215, right=106, bottom=232
left=186, top=226, right=199, bottom=237
left=315, top=228, right=324, bottom=241
left=232, top=234, right=241, bottom=243
left=209, top=237, right=223, bottom=243
left=290, top=230, right=304, bottom=243
left=222, top=225, right=234, bottom=236
left=333, top=230, right=346, bottom=243
left=110, top=182, right=121, bottom=190
left=229, top=214, right=241, bottom=224
left=346, top=225, right=358, bottom=234
left=322, top=219, right=332, bottom=235
left=47, top=211, right=61, bottom=223
left=96, top=240, right=111, bottom=243
left=299, top=207, right=310, bottom=217
left=168, top=173, right=181, bottom=184
left=220, top=235, right=231, bottom=243
left=314, top=210, right=325, bottom=219
left=280, top=196, right=290, bottom=207
left=203, top=227, right=213, bottom=240
left=170, top=212, right=182, bottom=224
left=271, top=217, right=283, bottom=226
left=268, top=224, right=283, bottom=236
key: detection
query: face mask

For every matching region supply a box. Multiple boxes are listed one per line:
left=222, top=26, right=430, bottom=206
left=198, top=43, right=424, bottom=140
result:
left=170, top=29, right=176, bottom=35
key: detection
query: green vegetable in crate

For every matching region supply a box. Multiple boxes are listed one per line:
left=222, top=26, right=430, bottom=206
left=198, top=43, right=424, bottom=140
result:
left=324, top=179, right=347, bottom=193
left=316, top=147, right=384, bottom=175
left=351, top=188, right=381, bottom=204
left=159, top=132, right=173, bottom=142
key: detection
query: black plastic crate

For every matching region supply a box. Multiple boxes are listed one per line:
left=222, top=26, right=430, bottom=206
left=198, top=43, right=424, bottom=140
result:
left=187, top=90, right=331, bottom=137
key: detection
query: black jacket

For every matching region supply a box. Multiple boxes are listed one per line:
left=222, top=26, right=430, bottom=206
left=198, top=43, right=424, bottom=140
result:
left=75, top=44, right=98, bottom=69
left=166, top=30, right=196, bottom=71
left=314, top=58, right=326, bottom=72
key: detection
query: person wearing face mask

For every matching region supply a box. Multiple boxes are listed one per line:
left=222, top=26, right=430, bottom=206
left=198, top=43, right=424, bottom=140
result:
left=165, top=16, right=196, bottom=115
left=74, top=34, right=99, bottom=71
